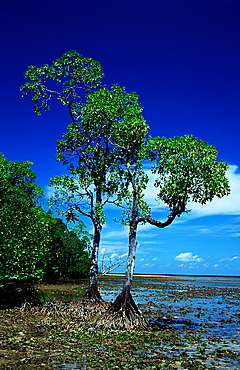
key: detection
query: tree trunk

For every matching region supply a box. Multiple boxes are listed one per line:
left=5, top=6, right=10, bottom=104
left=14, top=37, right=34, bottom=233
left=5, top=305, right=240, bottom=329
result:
left=95, top=194, right=149, bottom=329
left=79, top=185, right=107, bottom=307
left=123, top=217, right=137, bottom=291
left=73, top=221, right=109, bottom=318
left=81, top=222, right=106, bottom=305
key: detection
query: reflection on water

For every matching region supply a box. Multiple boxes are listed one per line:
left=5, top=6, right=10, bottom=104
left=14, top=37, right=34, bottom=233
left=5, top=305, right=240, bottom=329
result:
left=43, top=288, right=86, bottom=302
left=42, top=275, right=240, bottom=343
left=99, top=275, right=240, bottom=342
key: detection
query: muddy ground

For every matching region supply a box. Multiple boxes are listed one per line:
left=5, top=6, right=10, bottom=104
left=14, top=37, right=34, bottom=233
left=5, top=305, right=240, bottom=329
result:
left=0, top=275, right=239, bottom=369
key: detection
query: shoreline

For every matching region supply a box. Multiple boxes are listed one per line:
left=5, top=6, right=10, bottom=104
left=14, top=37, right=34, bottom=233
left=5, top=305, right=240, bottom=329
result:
left=2, top=277, right=238, bottom=369
left=102, top=272, right=240, bottom=280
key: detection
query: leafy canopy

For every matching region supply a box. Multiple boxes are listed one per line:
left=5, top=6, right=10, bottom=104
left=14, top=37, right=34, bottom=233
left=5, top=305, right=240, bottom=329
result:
left=45, top=216, right=91, bottom=280
left=50, top=84, right=149, bottom=226
left=20, top=50, right=104, bottom=116
left=148, top=135, right=230, bottom=215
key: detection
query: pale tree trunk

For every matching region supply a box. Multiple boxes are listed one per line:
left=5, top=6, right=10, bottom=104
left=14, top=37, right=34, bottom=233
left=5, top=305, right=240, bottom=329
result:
left=96, top=192, right=149, bottom=329
left=123, top=179, right=139, bottom=294
left=84, top=222, right=102, bottom=300
left=82, top=188, right=106, bottom=305
left=122, top=217, right=138, bottom=299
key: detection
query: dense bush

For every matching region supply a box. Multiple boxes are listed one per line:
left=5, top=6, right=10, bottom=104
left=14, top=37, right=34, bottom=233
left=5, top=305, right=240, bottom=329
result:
left=44, top=216, right=91, bottom=281
left=0, top=153, right=91, bottom=289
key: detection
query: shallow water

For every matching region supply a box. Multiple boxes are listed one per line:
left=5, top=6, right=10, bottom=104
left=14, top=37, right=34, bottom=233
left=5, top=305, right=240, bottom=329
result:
left=99, top=275, right=240, bottom=343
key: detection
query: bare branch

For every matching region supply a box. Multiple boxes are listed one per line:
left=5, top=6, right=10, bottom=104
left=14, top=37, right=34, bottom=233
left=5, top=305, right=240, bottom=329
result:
left=99, top=253, right=127, bottom=275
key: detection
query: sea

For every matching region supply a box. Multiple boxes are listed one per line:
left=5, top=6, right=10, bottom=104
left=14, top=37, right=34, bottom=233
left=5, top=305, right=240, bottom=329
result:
left=99, top=273, right=240, bottom=342
left=134, top=273, right=240, bottom=287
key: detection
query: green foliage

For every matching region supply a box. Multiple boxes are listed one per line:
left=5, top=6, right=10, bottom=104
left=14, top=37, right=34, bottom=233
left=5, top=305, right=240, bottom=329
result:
left=20, top=50, right=104, bottom=116
left=50, top=84, right=149, bottom=227
left=0, top=153, right=91, bottom=287
left=21, top=51, right=149, bottom=228
left=148, top=135, right=230, bottom=214
left=0, top=153, right=51, bottom=285
left=79, top=84, right=148, bottom=165
left=45, top=216, right=91, bottom=280
left=77, top=85, right=150, bottom=226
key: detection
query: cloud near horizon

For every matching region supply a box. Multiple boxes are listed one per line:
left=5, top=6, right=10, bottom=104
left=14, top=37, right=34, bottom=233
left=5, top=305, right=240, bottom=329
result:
left=174, top=252, right=204, bottom=263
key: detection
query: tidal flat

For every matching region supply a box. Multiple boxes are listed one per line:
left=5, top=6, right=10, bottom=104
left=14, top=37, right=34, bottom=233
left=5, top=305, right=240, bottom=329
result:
left=0, top=275, right=239, bottom=369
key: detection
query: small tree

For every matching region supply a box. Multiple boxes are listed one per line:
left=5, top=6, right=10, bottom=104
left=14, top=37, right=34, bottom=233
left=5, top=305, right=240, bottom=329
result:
left=49, top=83, right=148, bottom=303
left=98, top=135, right=230, bottom=329
left=99, top=251, right=127, bottom=275
left=21, top=51, right=105, bottom=302
left=21, top=51, right=149, bottom=304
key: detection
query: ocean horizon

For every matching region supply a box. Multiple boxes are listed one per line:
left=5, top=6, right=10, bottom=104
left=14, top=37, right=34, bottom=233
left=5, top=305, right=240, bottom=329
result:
left=104, top=272, right=240, bottom=288
left=108, top=272, right=240, bottom=279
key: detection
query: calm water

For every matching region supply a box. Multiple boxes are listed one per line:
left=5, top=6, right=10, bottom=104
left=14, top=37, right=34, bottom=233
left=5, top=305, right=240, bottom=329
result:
left=99, top=274, right=240, bottom=342
left=134, top=274, right=240, bottom=288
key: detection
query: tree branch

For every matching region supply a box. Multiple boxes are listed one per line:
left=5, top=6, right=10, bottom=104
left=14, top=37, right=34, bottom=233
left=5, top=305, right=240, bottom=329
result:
left=44, top=87, right=61, bottom=96
left=137, top=213, right=177, bottom=228
left=68, top=103, right=76, bottom=123
left=71, top=204, right=93, bottom=221
left=137, top=199, right=188, bottom=228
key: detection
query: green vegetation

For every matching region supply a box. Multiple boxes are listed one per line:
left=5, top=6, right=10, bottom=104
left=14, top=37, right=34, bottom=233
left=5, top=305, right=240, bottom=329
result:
left=0, top=152, right=91, bottom=297
left=21, top=51, right=149, bottom=303
left=0, top=152, right=51, bottom=286
left=0, top=50, right=231, bottom=328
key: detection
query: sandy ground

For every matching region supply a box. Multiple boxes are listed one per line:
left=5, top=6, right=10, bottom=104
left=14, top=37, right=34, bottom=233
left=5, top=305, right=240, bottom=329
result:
left=0, top=276, right=239, bottom=369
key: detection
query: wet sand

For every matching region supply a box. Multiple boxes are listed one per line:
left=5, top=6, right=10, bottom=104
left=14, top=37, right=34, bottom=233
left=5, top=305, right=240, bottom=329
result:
left=0, top=276, right=239, bottom=369
left=99, top=274, right=240, bottom=369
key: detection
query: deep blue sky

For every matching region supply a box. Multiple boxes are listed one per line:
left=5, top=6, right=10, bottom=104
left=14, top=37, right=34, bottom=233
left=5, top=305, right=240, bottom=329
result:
left=1, top=0, right=240, bottom=276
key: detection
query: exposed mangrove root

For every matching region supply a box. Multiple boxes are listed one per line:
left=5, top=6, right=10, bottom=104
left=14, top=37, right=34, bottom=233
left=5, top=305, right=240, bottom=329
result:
left=80, top=287, right=108, bottom=307
left=95, top=287, right=149, bottom=330
left=40, top=299, right=109, bottom=320
left=40, top=288, right=109, bottom=320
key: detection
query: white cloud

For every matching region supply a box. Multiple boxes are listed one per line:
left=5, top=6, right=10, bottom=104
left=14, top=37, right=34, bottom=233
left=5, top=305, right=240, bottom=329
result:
left=120, top=253, right=128, bottom=258
left=142, top=169, right=161, bottom=210
left=142, top=165, right=240, bottom=218
left=198, top=228, right=211, bottom=234
left=102, top=229, right=128, bottom=239
left=188, top=165, right=240, bottom=217
left=220, top=256, right=240, bottom=262
left=140, top=240, right=165, bottom=245
left=213, top=264, right=220, bottom=268
left=46, top=185, right=55, bottom=198
left=98, top=242, right=128, bottom=255
left=174, top=252, right=204, bottom=263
